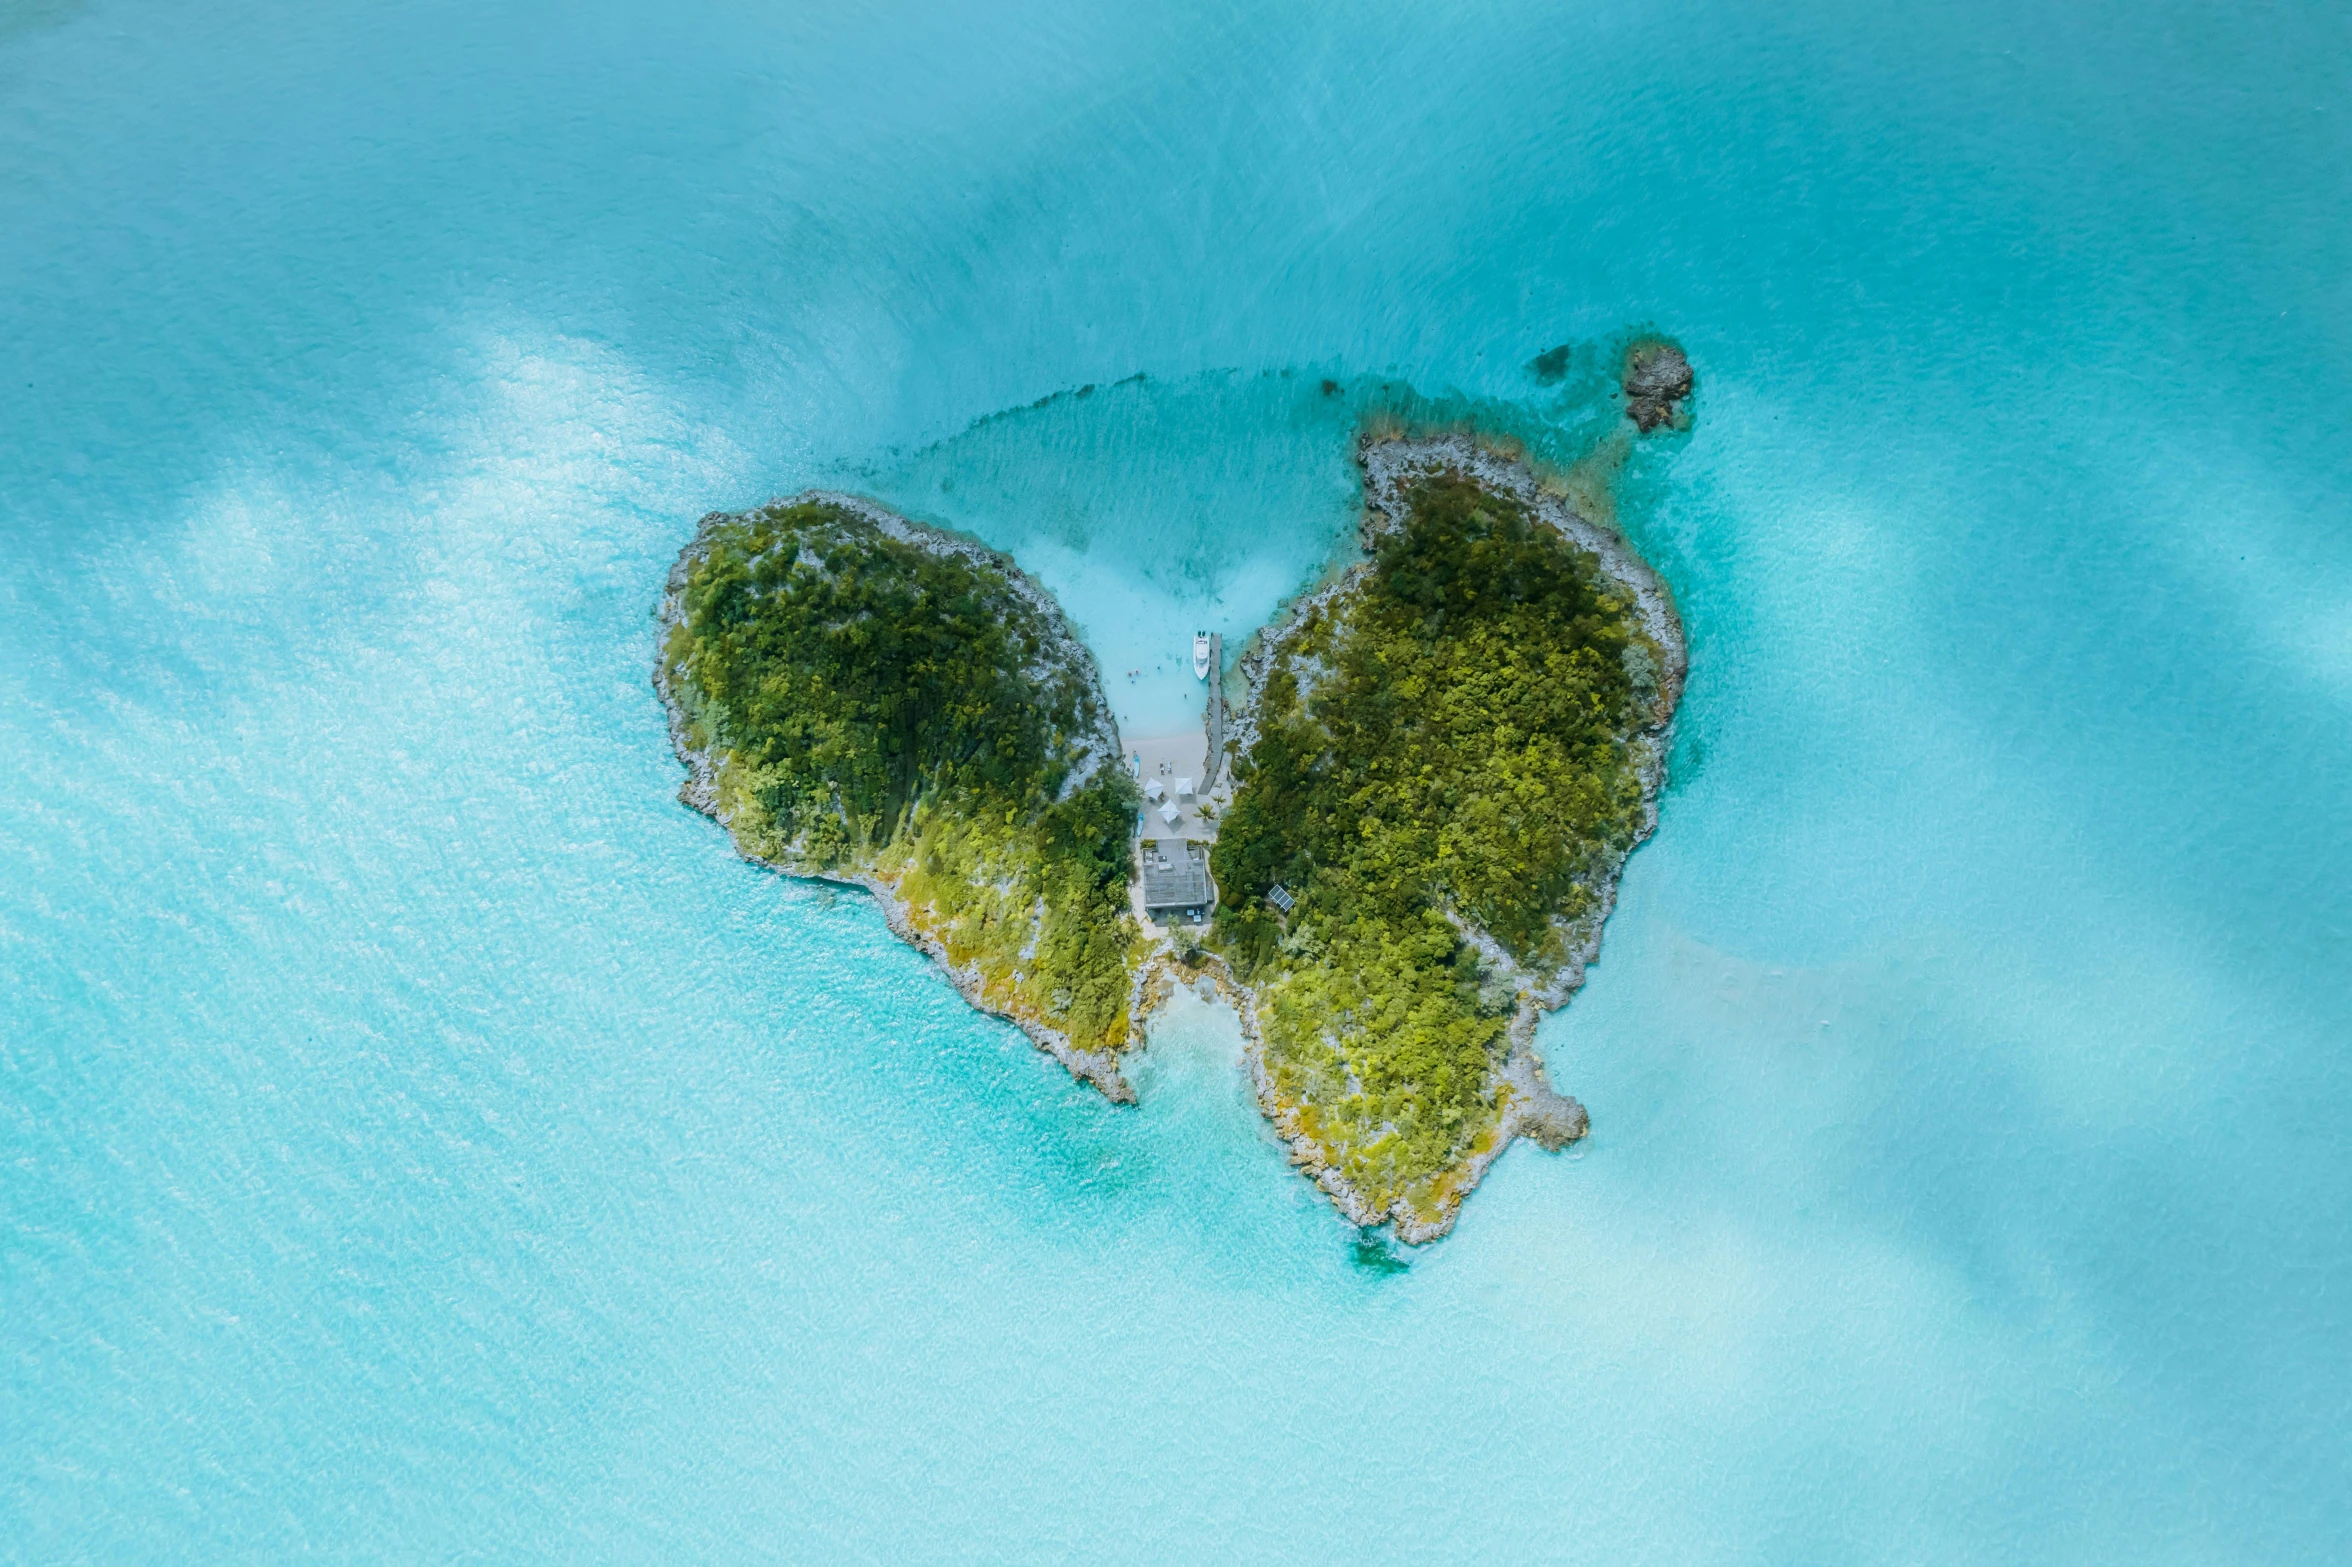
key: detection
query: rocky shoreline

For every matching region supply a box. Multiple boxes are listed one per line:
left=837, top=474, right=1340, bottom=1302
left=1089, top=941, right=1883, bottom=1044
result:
left=654, top=491, right=1137, bottom=1102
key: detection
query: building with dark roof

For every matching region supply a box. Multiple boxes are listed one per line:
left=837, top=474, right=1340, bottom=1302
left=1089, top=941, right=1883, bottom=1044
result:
left=1139, top=839, right=1213, bottom=923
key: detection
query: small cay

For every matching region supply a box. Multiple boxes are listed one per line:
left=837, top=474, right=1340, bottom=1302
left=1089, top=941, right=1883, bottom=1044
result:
left=656, top=361, right=1690, bottom=1242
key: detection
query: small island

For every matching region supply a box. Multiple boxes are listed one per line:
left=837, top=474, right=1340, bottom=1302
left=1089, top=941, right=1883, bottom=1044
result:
left=656, top=352, right=1689, bottom=1242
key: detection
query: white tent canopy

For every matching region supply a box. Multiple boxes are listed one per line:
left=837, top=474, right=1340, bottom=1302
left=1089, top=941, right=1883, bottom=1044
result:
left=1174, top=776, right=1194, bottom=798
left=1158, top=801, right=1181, bottom=827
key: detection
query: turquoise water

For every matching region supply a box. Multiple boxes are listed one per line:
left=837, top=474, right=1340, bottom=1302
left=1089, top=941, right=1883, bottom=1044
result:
left=5, top=0, right=2349, bottom=1558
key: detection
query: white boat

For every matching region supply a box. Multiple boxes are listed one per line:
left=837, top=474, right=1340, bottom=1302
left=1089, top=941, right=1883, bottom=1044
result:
left=1192, top=632, right=1212, bottom=681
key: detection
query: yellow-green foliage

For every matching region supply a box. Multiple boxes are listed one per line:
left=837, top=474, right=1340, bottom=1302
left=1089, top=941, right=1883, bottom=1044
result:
left=1211, top=472, right=1664, bottom=1214
left=883, top=798, right=1138, bottom=1050
left=671, top=499, right=1140, bottom=1053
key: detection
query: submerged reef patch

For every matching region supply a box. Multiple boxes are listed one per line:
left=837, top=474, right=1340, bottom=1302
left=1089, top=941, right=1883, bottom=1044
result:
left=1526, top=342, right=1574, bottom=384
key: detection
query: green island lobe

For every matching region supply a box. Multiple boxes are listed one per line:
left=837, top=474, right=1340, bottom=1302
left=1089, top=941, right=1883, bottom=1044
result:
left=1207, top=435, right=1684, bottom=1240
left=657, top=494, right=1145, bottom=1098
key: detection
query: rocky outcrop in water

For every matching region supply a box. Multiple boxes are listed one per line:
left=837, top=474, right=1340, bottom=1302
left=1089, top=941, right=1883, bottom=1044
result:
left=1623, top=340, right=1694, bottom=432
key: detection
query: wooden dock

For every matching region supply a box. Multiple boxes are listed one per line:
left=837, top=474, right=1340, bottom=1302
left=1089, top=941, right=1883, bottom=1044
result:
left=1203, top=631, right=1224, bottom=787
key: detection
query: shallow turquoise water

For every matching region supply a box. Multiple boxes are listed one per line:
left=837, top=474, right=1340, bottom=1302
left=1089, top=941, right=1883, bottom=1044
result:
left=5, top=0, right=2349, bottom=1559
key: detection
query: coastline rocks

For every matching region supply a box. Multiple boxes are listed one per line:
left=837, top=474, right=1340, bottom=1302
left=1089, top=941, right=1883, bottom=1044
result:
left=1623, top=339, right=1694, bottom=432
left=1509, top=1071, right=1591, bottom=1153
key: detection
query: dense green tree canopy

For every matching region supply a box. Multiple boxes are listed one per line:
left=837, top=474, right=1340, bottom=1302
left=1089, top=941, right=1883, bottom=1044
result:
left=683, top=500, right=1106, bottom=854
